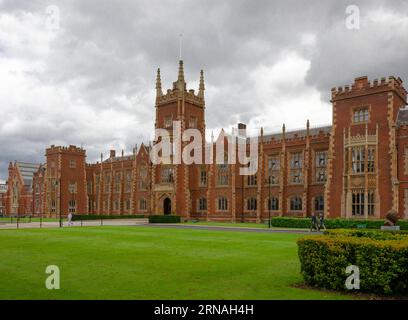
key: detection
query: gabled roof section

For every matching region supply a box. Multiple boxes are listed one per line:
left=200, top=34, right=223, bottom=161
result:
left=137, top=143, right=150, bottom=157
left=215, top=128, right=229, bottom=143
left=16, top=162, right=40, bottom=190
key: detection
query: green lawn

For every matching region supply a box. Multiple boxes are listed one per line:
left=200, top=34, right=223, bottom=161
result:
left=0, top=226, right=355, bottom=300
left=185, top=221, right=308, bottom=230
left=186, top=221, right=269, bottom=228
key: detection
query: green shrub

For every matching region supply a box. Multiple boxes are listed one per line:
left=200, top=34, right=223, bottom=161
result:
left=148, top=215, right=181, bottom=223
left=271, top=217, right=310, bottom=228
left=324, top=229, right=408, bottom=240
left=72, top=214, right=145, bottom=221
left=297, top=230, right=408, bottom=295
left=271, top=216, right=408, bottom=230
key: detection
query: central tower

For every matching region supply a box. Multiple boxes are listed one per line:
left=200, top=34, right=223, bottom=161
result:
left=151, top=60, right=206, bottom=218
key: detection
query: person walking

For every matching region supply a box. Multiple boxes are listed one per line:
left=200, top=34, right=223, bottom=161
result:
left=319, top=213, right=326, bottom=231
left=310, top=213, right=319, bottom=232
left=67, top=212, right=73, bottom=226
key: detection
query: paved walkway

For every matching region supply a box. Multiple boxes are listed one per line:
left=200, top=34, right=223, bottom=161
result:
left=0, top=219, right=148, bottom=230
left=140, top=223, right=319, bottom=234
left=0, top=219, right=319, bottom=234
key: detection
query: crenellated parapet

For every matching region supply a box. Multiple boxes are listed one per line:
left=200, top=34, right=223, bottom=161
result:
left=156, top=88, right=205, bottom=107
left=331, top=76, right=407, bottom=102
left=46, top=145, right=86, bottom=156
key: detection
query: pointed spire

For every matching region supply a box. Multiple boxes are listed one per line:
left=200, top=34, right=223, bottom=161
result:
left=100, top=153, right=103, bottom=162
left=156, top=68, right=162, bottom=98
left=178, top=60, right=185, bottom=83
left=306, top=119, right=310, bottom=136
left=174, top=60, right=186, bottom=92
left=198, top=69, right=205, bottom=99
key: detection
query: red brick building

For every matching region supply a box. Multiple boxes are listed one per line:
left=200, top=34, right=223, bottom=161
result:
left=0, top=183, right=7, bottom=216
left=39, top=145, right=88, bottom=217
left=85, top=145, right=151, bottom=216
left=3, top=62, right=408, bottom=221
left=328, top=76, right=407, bottom=219
left=4, top=162, right=40, bottom=216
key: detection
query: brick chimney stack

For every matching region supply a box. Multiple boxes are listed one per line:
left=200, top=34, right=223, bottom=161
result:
left=237, top=123, right=247, bottom=137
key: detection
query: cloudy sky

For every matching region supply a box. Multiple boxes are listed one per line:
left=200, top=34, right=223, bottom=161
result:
left=1, top=0, right=408, bottom=181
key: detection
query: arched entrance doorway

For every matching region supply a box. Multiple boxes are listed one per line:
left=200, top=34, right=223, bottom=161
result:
left=163, top=198, right=171, bottom=215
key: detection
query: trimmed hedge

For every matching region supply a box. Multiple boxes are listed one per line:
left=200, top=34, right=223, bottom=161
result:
left=271, top=216, right=408, bottom=230
left=72, top=214, right=145, bottom=221
left=324, top=229, right=408, bottom=240
left=148, top=215, right=181, bottom=223
left=297, top=230, right=408, bottom=295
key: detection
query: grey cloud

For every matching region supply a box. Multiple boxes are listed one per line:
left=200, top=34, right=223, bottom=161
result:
left=0, top=0, right=407, bottom=178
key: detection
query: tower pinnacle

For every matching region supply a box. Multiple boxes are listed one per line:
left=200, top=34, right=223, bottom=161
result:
left=156, top=68, right=162, bottom=98
left=198, top=69, right=205, bottom=99
left=176, top=60, right=185, bottom=91
left=178, top=60, right=185, bottom=82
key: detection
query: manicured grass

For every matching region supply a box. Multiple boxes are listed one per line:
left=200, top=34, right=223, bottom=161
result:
left=0, top=226, right=355, bottom=300
left=185, top=221, right=308, bottom=230
left=186, top=221, right=268, bottom=228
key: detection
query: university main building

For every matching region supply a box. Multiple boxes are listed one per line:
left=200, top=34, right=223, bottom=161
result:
left=3, top=61, right=408, bottom=222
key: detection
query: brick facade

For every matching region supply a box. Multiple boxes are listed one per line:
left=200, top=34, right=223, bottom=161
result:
left=0, top=184, right=7, bottom=215
left=4, top=162, right=39, bottom=216
left=3, top=62, right=408, bottom=221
